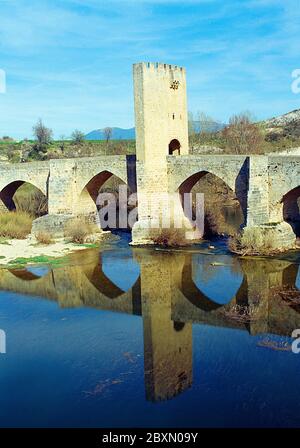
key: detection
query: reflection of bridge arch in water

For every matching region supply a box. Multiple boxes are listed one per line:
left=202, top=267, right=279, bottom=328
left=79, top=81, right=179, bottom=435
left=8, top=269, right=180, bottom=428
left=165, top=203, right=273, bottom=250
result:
left=9, top=266, right=51, bottom=282
left=83, top=251, right=141, bottom=300
left=180, top=254, right=247, bottom=312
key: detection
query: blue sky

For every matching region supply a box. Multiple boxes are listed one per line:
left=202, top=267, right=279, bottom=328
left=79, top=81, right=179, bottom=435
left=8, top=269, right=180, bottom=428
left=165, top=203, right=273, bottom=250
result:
left=0, top=0, right=299, bottom=139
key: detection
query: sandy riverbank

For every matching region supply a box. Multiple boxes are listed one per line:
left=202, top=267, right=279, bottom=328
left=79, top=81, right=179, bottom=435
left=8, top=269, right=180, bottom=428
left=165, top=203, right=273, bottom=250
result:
left=0, top=236, right=96, bottom=266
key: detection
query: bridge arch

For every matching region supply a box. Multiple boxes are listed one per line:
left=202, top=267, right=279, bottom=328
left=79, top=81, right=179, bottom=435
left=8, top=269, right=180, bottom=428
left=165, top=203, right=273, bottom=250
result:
left=9, top=266, right=50, bottom=281
left=77, top=169, right=136, bottom=230
left=282, top=185, right=300, bottom=237
left=0, top=180, right=48, bottom=215
left=177, top=170, right=245, bottom=236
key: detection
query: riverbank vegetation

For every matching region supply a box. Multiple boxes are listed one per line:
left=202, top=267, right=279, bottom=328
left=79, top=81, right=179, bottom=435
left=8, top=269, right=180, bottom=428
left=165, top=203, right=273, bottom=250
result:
left=0, top=211, right=33, bottom=239
left=228, top=226, right=281, bottom=255
left=64, top=217, right=99, bottom=244
left=189, top=111, right=300, bottom=154
left=1, top=111, right=300, bottom=163
left=35, top=231, right=54, bottom=245
left=150, top=228, right=190, bottom=247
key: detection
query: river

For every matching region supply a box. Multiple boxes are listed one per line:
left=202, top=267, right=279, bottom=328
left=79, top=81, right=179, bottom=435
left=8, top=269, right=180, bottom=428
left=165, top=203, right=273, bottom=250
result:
left=0, top=233, right=300, bottom=427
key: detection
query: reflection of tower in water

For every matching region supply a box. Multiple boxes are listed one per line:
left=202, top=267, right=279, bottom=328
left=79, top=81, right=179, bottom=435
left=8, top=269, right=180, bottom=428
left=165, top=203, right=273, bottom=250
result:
left=139, top=251, right=193, bottom=402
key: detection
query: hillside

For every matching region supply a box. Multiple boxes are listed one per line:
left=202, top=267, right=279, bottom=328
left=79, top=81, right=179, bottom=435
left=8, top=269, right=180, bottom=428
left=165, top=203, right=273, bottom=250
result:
left=263, top=109, right=300, bottom=128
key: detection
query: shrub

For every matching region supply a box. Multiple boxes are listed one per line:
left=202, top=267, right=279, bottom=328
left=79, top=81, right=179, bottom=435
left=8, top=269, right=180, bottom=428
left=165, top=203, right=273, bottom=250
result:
left=35, top=231, right=53, bottom=245
left=64, top=217, right=96, bottom=244
left=0, top=211, right=33, bottom=239
left=150, top=228, right=188, bottom=247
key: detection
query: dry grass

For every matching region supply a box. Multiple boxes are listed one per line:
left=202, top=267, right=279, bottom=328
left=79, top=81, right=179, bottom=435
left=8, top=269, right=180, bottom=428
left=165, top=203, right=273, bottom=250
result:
left=150, top=228, right=188, bottom=247
left=35, top=231, right=53, bottom=245
left=222, top=304, right=259, bottom=322
left=0, top=211, right=33, bottom=239
left=13, top=184, right=48, bottom=217
left=278, top=286, right=300, bottom=306
left=64, top=217, right=96, bottom=244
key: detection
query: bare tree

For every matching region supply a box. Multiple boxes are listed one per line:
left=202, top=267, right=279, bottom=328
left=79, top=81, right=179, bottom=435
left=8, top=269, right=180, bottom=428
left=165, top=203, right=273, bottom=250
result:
left=104, top=127, right=112, bottom=144
left=197, top=111, right=222, bottom=145
left=59, top=134, right=66, bottom=152
left=32, top=118, right=53, bottom=158
left=71, top=129, right=85, bottom=144
left=222, top=112, right=264, bottom=154
left=188, top=111, right=195, bottom=136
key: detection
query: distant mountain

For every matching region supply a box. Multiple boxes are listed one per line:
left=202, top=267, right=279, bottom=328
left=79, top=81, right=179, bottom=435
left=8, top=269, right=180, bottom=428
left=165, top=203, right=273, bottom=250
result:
left=190, top=120, right=225, bottom=133
left=263, top=109, right=300, bottom=127
left=85, top=127, right=135, bottom=140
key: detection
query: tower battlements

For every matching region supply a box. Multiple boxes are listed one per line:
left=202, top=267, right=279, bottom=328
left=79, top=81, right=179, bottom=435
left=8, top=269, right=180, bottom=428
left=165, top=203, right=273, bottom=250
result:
left=134, top=62, right=185, bottom=72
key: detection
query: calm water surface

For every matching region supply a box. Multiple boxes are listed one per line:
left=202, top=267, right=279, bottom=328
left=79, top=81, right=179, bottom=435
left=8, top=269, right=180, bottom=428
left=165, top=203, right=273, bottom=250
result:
left=0, top=234, right=300, bottom=428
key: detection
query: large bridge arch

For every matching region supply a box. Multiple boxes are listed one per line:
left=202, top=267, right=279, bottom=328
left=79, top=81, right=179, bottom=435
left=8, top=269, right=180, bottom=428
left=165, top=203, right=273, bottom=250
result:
left=75, top=159, right=129, bottom=196
left=77, top=168, right=135, bottom=229
left=78, top=170, right=124, bottom=213
left=167, top=156, right=249, bottom=234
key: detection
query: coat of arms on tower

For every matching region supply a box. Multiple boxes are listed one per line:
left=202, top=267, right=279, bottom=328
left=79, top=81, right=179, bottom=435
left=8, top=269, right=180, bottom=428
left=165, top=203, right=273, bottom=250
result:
left=170, top=80, right=180, bottom=90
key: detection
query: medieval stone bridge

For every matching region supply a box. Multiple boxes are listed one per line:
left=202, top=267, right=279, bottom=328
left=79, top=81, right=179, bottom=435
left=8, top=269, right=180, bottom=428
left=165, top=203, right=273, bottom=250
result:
left=0, top=152, right=300, bottom=245
left=1, top=62, right=300, bottom=245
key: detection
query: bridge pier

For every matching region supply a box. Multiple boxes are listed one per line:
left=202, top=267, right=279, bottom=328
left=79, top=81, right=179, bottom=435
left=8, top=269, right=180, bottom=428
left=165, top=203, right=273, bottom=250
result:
left=244, top=156, right=296, bottom=250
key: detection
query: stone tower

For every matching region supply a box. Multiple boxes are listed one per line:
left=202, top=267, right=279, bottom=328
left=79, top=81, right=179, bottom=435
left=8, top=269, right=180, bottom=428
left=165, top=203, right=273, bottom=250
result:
left=132, top=62, right=192, bottom=244
left=133, top=62, right=189, bottom=162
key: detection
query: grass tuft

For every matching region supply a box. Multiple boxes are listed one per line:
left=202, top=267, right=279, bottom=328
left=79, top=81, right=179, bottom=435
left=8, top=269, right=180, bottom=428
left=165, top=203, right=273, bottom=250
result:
left=64, top=217, right=96, bottom=244
left=150, top=228, right=188, bottom=247
left=0, top=211, right=33, bottom=239
left=35, top=231, right=53, bottom=245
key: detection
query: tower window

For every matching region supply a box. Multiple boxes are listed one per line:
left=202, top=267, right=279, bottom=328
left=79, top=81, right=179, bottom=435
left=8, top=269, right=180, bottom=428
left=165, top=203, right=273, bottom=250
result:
left=169, top=139, right=181, bottom=155
left=172, top=113, right=175, bottom=120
